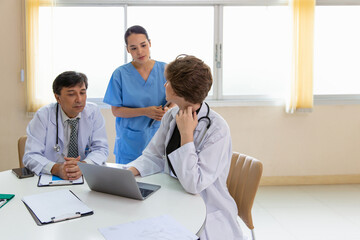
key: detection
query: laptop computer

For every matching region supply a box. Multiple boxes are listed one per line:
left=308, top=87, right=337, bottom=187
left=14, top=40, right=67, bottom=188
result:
left=78, top=162, right=161, bottom=200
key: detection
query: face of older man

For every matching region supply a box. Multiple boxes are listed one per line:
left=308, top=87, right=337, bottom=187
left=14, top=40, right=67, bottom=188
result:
left=55, top=82, right=87, bottom=118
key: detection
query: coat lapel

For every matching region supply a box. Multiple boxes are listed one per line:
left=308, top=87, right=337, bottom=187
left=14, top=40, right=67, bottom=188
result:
left=78, top=105, right=91, bottom=155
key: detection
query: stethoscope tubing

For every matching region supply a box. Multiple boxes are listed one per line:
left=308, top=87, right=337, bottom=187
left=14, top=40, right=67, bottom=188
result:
left=197, top=102, right=211, bottom=148
left=54, top=103, right=60, bottom=152
left=198, top=102, right=211, bottom=129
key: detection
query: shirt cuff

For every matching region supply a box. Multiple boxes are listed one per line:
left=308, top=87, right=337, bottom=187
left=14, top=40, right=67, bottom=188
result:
left=83, top=159, right=94, bottom=164
left=127, top=161, right=151, bottom=177
left=43, top=162, right=55, bottom=175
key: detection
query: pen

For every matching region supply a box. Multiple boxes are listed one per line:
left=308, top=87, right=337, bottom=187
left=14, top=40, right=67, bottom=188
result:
left=149, top=119, right=156, bottom=127
left=0, top=199, right=7, bottom=208
left=162, top=101, right=171, bottom=110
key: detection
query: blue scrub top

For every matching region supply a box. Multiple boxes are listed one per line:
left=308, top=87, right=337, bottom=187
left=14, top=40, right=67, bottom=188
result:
left=104, top=61, right=167, bottom=164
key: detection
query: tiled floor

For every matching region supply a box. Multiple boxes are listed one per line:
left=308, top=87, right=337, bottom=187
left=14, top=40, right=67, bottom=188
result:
left=238, top=184, right=360, bottom=240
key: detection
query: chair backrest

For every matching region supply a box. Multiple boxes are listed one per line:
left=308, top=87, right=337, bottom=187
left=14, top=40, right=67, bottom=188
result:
left=18, top=135, right=27, bottom=168
left=227, top=152, right=263, bottom=230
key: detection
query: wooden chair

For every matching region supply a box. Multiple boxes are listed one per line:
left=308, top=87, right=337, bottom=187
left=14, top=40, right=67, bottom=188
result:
left=227, top=152, right=263, bottom=240
left=18, top=135, right=27, bottom=168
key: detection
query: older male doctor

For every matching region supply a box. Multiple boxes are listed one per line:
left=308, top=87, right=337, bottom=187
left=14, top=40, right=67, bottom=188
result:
left=23, top=71, right=108, bottom=180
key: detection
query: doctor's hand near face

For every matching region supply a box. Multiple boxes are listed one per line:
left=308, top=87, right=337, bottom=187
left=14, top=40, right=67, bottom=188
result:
left=176, top=106, right=198, bottom=146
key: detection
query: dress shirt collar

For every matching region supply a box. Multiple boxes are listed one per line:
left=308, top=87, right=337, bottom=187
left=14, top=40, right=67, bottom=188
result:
left=170, top=102, right=207, bottom=120
left=60, top=106, right=81, bottom=124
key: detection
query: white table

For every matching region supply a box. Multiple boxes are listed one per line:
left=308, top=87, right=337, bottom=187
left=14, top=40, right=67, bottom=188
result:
left=0, top=167, right=206, bottom=239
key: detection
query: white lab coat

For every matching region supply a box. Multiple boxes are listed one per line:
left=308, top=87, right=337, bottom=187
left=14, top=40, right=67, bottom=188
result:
left=129, top=103, right=244, bottom=240
left=23, top=102, right=109, bottom=175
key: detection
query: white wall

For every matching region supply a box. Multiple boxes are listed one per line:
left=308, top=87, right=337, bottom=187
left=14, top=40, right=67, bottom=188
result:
left=215, top=105, right=360, bottom=177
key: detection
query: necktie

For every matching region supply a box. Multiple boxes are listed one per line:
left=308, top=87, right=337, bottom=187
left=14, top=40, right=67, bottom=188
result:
left=165, top=106, right=202, bottom=177
left=67, top=118, right=79, bottom=158
left=166, top=125, right=180, bottom=177
left=166, top=103, right=202, bottom=177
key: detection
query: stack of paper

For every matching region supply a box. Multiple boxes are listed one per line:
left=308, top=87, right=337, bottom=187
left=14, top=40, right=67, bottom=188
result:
left=99, top=215, right=198, bottom=240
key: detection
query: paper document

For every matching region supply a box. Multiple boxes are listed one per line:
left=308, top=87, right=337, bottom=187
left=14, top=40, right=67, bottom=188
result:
left=38, top=174, right=83, bottom=186
left=99, top=215, right=198, bottom=240
left=22, top=189, right=93, bottom=225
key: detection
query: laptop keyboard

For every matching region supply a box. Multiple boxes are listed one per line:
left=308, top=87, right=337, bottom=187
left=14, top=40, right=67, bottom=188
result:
left=139, top=188, right=153, bottom=198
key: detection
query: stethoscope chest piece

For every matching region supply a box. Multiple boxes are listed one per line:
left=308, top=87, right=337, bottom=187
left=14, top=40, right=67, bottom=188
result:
left=54, top=144, right=60, bottom=152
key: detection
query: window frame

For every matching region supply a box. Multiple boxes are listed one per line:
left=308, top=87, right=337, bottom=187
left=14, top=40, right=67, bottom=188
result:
left=37, top=0, right=360, bottom=107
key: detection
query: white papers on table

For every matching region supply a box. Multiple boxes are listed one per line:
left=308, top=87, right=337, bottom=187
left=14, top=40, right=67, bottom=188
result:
left=99, top=215, right=198, bottom=240
left=22, top=189, right=92, bottom=224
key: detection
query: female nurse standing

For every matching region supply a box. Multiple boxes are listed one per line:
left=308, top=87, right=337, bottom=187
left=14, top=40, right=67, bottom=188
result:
left=104, top=25, right=168, bottom=164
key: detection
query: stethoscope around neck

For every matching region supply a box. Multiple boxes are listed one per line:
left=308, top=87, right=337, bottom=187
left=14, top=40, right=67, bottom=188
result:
left=198, top=102, right=211, bottom=129
left=197, top=102, right=211, bottom=146
left=53, top=103, right=61, bottom=152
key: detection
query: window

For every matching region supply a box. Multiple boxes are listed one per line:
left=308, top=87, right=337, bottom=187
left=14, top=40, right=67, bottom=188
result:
left=37, top=5, right=214, bottom=102
left=30, top=0, right=360, bottom=109
left=314, top=6, right=360, bottom=95
left=222, top=6, right=291, bottom=98
left=127, top=6, right=213, bottom=68
left=127, top=6, right=214, bottom=95
left=38, top=6, right=124, bottom=101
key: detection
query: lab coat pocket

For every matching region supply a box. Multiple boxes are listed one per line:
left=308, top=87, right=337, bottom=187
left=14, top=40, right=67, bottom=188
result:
left=205, top=210, right=233, bottom=240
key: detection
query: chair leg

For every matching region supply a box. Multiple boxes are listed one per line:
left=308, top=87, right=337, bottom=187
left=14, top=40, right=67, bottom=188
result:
left=251, top=229, right=256, bottom=240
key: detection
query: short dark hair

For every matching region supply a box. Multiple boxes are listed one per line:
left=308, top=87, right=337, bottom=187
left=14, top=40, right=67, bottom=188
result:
left=166, top=55, right=212, bottom=104
left=52, top=71, right=88, bottom=95
left=124, top=25, right=149, bottom=45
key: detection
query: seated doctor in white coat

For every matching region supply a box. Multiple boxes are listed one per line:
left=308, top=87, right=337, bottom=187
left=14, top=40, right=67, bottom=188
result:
left=23, top=71, right=109, bottom=180
left=128, top=55, right=245, bottom=240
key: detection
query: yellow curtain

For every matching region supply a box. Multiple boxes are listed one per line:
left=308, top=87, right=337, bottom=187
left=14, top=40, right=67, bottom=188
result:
left=25, top=0, right=41, bottom=112
left=286, top=0, right=315, bottom=113
left=25, top=0, right=54, bottom=112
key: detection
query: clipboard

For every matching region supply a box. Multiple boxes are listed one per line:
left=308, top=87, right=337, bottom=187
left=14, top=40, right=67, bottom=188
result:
left=22, top=189, right=93, bottom=226
left=37, top=174, right=84, bottom=187
left=0, top=194, right=15, bottom=209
